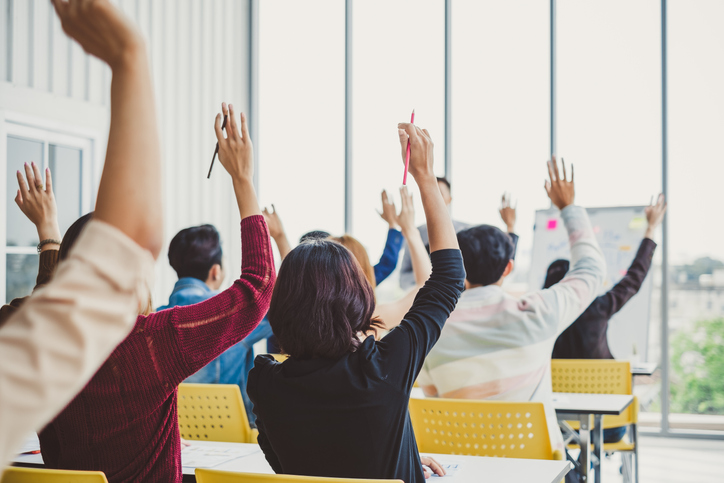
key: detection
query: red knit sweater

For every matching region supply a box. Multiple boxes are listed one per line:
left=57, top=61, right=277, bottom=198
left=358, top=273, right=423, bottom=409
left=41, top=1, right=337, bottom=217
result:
left=38, top=216, right=276, bottom=482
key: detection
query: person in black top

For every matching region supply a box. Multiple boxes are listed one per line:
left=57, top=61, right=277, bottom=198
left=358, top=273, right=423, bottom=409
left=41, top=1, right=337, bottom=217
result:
left=248, top=123, right=465, bottom=483
left=544, top=194, right=666, bottom=444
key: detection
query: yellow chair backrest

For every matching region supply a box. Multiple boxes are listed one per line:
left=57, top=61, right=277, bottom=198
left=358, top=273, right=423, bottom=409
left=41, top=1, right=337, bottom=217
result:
left=178, top=383, right=252, bottom=443
left=550, top=359, right=637, bottom=429
left=270, top=354, right=289, bottom=363
left=409, top=397, right=558, bottom=460
left=195, top=470, right=403, bottom=483
left=1, top=467, right=108, bottom=483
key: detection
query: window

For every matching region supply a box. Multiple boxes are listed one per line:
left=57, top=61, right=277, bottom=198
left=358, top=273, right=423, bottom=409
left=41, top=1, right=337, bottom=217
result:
left=3, top=122, right=93, bottom=303
left=668, top=0, right=724, bottom=422
left=451, top=0, right=550, bottom=294
left=351, top=0, right=445, bottom=274
left=258, top=0, right=345, bottom=258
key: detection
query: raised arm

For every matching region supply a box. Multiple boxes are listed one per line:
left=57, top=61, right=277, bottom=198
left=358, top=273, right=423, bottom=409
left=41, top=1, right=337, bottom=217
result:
left=52, top=0, right=162, bottom=258
left=595, top=194, right=665, bottom=318
left=0, top=167, right=61, bottom=329
left=532, top=157, right=606, bottom=335
left=373, top=190, right=404, bottom=283
left=0, top=0, right=158, bottom=466
left=375, top=186, right=432, bottom=329
left=262, top=205, right=293, bottom=261
left=375, top=125, right=464, bottom=389
left=143, top=104, right=276, bottom=381
left=499, top=192, right=520, bottom=259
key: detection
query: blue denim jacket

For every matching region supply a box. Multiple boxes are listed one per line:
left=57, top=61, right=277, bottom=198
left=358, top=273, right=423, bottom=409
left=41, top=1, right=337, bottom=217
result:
left=157, top=277, right=272, bottom=422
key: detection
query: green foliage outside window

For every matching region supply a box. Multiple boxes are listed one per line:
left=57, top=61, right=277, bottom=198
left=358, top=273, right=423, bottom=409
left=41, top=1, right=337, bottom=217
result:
left=671, top=318, right=724, bottom=414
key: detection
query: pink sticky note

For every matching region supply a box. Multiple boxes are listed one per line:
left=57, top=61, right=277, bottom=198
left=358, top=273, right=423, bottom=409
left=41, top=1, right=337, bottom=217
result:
left=593, top=226, right=601, bottom=234
left=547, top=219, right=558, bottom=230
left=619, top=269, right=628, bottom=276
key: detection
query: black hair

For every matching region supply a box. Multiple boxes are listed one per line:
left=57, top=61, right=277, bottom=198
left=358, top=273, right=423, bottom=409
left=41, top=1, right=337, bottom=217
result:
left=299, top=230, right=331, bottom=244
left=268, top=239, right=383, bottom=360
left=543, top=259, right=570, bottom=289
left=168, top=224, right=222, bottom=281
left=457, top=225, right=515, bottom=286
left=436, top=177, right=451, bottom=192
left=59, top=212, right=94, bottom=261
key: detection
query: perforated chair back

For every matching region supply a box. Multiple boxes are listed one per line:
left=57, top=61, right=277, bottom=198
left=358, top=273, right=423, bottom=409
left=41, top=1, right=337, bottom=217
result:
left=178, top=383, right=251, bottom=443
left=409, top=397, right=557, bottom=460
left=270, top=353, right=288, bottom=363
left=550, top=359, right=636, bottom=428
left=195, top=470, right=403, bottom=483
left=0, top=467, right=108, bottom=483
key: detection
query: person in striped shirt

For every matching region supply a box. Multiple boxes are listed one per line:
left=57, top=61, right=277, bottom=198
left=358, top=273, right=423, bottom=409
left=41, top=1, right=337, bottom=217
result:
left=418, top=157, right=606, bottom=452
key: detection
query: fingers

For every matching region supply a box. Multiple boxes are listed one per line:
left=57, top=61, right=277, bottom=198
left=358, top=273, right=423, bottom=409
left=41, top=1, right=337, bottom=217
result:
left=24, top=163, right=37, bottom=191
left=227, top=103, right=240, bottom=140
left=570, top=163, right=574, bottom=182
left=381, top=190, right=389, bottom=205
left=271, top=203, right=277, bottom=214
left=547, top=160, right=556, bottom=184
left=31, top=162, right=44, bottom=189
left=16, top=169, right=29, bottom=193
left=561, top=157, right=567, bottom=181
left=544, top=180, right=551, bottom=196
left=550, top=155, right=560, bottom=182
left=44, top=167, right=53, bottom=193
left=239, top=111, right=250, bottom=142
left=426, top=457, right=446, bottom=477
left=14, top=189, right=22, bottom=207
left=214, top=113, right=225, bottom=143
left=398, top=122, right=420, bottom=146
left=398, top=128, right=410, bottom=160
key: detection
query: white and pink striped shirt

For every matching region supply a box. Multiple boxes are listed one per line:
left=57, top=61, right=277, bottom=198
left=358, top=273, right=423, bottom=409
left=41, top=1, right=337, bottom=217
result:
left=418, top=205, right=606, bottom=450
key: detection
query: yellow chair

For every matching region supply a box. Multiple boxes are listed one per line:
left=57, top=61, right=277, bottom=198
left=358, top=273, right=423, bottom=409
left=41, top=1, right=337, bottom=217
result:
left=270, top=354, right=289, bottom=363
left=409, top=397, right=563, bottom=461
left=195, top=470, right=402, bottom=483
left=1, top=467, right=108, bottom=482
left=551, top=359, right=639, bottom=482
left=178, top=383, right=258, bottom=444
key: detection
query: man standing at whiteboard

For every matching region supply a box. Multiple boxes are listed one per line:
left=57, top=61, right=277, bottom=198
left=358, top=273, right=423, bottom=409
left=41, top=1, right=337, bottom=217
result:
left=417, top=157, right=606, bottom=456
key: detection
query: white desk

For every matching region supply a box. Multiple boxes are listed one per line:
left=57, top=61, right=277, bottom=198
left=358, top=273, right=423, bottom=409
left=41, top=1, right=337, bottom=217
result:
left=631, top=362, right=657, bottom=377
left=552, top=393, right=633, bottom=483
left=12, top=438, right=572, bottom=483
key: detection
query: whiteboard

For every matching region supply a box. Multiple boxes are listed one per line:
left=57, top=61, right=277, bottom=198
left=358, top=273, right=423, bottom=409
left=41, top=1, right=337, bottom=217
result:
left=528, top=206, right=652, bottom=360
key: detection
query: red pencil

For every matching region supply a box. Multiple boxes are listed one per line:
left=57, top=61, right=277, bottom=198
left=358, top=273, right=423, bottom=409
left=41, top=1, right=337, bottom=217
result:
left=402, top=109, right=415, bottom=185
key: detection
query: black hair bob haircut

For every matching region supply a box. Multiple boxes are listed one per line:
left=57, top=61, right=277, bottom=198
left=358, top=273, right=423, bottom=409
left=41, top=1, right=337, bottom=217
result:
left=168, top=224, right=222, bottom=281
left=268, top=238, right=383, bottom=360
left=457, top=224, right=515, bottom=286
left=59, top=212, right=94, bottom=261
left=543, top=259, right=570, bottom=289
left=299, top=230, right=331, bottom=244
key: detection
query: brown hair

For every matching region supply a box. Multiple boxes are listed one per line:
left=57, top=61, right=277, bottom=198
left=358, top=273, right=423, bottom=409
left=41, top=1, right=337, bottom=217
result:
left=329, top=234, right=376, bottom=289
left=267, top=239, right=383, bottom=360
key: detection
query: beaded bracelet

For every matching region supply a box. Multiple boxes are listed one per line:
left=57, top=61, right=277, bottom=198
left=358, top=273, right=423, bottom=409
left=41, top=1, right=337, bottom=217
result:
left=37, top=239, right=62, bottom=253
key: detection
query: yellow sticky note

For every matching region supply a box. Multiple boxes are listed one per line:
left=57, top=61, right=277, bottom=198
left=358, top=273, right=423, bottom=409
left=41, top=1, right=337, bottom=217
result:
left=629, top=217, right=645, bottom=230
left=619, top=245, right=631, bottom=252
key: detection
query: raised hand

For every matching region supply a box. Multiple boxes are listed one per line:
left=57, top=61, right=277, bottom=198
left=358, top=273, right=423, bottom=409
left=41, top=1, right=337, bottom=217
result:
left=262, top=205, right=285, bottom=240
left=395, top=186, right=416, bottom=234
left=15, top=163, right=61, bottom=250
left=544, top=156, right=575, bottom=210
left=51, top=0, right=143, bottom=69
left=378, top=190, right=400, bottom=230
left=215, top=103, right=254, bottom=183
left=644, top=193, right=667, bottom=239
left=397, top=125, right=435, bottom=182
left=499, top=192, right=516, bottom=233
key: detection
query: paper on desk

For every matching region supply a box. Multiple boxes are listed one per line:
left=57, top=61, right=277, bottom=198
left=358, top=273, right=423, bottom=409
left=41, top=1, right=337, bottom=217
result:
left=424, top=463, right=460, bottom=477
left=551, top=394, right=571, bottom=404
left=18, top=433, right=40, bottom=454
left=181, top=444, right=258, bottom=469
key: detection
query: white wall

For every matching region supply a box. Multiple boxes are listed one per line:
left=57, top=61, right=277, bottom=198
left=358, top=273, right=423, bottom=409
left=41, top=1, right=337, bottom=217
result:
left=1, top=0, right=253, bottom=305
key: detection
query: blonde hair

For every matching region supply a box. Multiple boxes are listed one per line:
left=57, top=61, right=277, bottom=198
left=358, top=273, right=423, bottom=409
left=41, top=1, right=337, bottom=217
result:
left=329, top=235, right=376, bottom=289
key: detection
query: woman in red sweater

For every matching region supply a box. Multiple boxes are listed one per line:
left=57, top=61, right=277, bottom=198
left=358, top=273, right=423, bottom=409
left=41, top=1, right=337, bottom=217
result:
left=38, top=104, right=274, bottom=482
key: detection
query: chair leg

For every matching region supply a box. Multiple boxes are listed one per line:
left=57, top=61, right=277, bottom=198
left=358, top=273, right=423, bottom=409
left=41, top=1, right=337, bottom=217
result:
left=633, top=424, right=639, bottom=483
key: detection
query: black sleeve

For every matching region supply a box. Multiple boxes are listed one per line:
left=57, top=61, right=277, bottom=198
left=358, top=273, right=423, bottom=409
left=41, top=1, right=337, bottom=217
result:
left=247, top=358, right=284, bottom=474
left=508, top=233, right=519, bottom=260
left=256, top=417, right=283, bottom=473
left=595, top=238, right=657, bottom=319
left=376, top=249, right=465, bottom=390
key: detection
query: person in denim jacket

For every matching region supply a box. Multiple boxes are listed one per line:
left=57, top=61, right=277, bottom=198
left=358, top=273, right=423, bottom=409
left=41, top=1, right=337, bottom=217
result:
left=157, top=224, right=271, bottom=422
